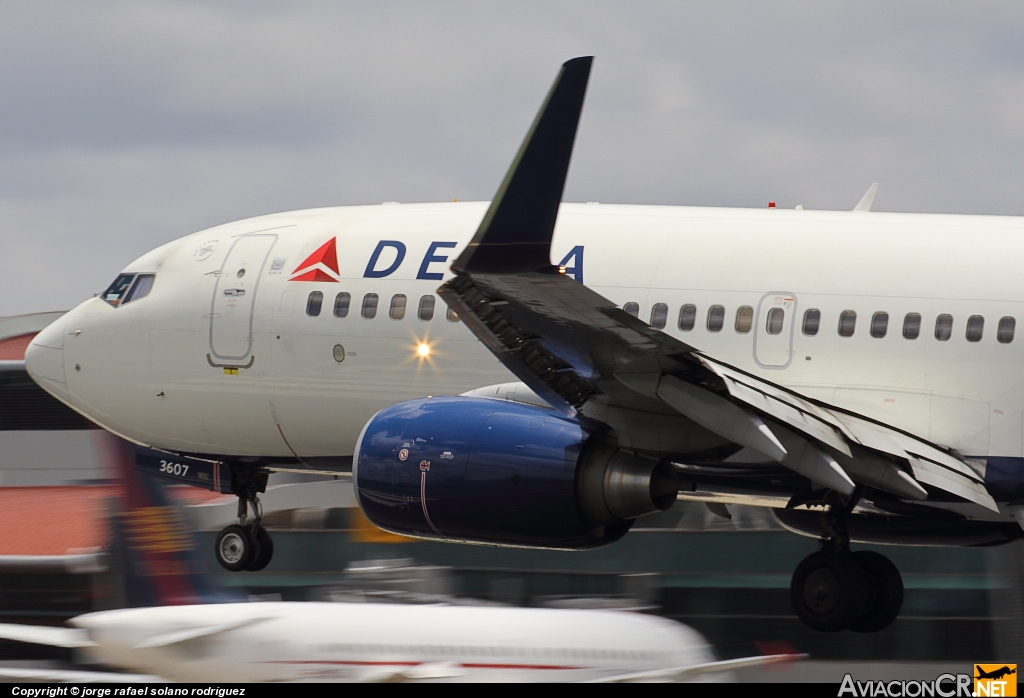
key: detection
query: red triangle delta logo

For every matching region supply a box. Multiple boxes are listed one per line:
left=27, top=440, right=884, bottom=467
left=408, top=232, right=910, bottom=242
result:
left=290, top=238, right=340, bottom=282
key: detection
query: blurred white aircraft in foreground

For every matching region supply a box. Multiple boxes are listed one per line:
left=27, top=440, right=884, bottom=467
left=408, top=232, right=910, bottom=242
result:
left=0, top=601, right=794, bottom=683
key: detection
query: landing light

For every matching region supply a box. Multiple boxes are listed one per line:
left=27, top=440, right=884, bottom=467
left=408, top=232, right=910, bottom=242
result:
left=417, top=343, right=431, bottom=358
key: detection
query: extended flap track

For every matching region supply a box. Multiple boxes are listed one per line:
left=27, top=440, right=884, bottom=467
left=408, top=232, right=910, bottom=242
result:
left=441, top=275, right=596, bottom=409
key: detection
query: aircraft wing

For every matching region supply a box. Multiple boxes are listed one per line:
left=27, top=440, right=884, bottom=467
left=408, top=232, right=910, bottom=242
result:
left=0, top=668, right=161, bottom=683
left=131, top=615, right=277, bottom=649
left=438, top=55, right=996, bottom=513
left=585, top=652, right=806, bottom=683
left=0, top=623, right=94, bottom=648
left=0, top=361, right=96, bottom=430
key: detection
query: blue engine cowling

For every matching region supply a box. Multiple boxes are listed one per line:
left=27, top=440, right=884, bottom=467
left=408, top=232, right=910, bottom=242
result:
left=353, top=396, right=677, bottom=549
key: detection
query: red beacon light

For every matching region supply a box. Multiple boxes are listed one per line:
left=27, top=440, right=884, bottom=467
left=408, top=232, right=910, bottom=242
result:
left=768, top=202, right=776, bottom=209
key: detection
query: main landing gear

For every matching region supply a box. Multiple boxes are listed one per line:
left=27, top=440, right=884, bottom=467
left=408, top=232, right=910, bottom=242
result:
left=214, top=466, right=274, bottom=573
left=790, top=491, right=904, bottom=633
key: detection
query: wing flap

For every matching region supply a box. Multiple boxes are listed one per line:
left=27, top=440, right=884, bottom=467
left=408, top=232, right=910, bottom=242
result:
left=694, top=355, right=995, bottom=510
left=700, top=358, right=851, bottom=457
left=908, top=455, right=996, bottom=508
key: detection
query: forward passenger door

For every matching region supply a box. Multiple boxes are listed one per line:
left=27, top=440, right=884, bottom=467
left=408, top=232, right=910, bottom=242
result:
left=209, top=234, right=278, bottom=366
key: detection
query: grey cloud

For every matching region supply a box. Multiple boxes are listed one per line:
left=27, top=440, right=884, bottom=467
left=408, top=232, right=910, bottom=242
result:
left=2, top=1, right=1024, bottom=315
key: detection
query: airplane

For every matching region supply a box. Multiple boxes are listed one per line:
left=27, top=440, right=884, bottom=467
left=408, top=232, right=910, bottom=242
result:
left=10, top=56, right=1024, bottom=636
left=0, top=433, right=794, bottom=683
left=975, top=666, right=1017, bottom=681
left=3, top=602, right=791, bottom=683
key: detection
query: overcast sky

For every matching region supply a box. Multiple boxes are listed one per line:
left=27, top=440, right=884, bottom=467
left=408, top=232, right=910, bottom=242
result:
left=2, top=1, right=1023, bottom=316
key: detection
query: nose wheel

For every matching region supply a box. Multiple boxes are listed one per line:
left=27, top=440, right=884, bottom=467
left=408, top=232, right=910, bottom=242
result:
left=214, top=473, right=274, bottom=572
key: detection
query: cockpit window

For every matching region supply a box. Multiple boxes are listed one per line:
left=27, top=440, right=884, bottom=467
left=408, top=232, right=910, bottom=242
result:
left=123, top=274, right=155, bottom=305
left=102, top=274, right=137, bottom=307
left=103, top=273, right=156, bottom=307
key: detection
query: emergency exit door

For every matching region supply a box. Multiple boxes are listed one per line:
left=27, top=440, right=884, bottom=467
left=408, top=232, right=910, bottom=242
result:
left=209, top=234, right=277, bottom=364
left=754, top=293, right=796, bottom=368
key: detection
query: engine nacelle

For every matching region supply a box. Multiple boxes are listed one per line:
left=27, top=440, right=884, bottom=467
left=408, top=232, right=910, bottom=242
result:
left=353, top=397, right=677, bottom=549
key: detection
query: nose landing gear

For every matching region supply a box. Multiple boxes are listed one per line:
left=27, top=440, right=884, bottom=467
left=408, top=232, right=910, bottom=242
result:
left=789, top=491, right=904, bottom=633
left=214, top=467, right=274, bottom=572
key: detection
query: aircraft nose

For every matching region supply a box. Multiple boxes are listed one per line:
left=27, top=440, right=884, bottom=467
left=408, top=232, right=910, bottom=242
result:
left=24, top=315, right=68, bottom=397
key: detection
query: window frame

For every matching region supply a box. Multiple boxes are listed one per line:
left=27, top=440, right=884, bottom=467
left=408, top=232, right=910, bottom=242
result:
left=966, top=315, right=984, bottom=343
left=122, top=274, right=156, bottom=305
left=650, top=303, right=668, bottom=329
left=870, top=312, right=888, bottom=339
left=333, top=292, right=351, bottom=318
left=418, top=295, right=436, bottom=321
left=678, top=304, right=697, bottom=332
left=306, top=291, right=324, bottom=317
left=389, top=294, right=407, bottom=320
left=838, top=310, right=857, bottom=337
left=101, top=273, right=138, bottom=307
left=361, top=293, right=379, bottom=319
left=802, top=309, right=820, bottom=336
left=707, top=305, right=725, bottom=333
left=998, top=316, right=1015, bottom=344
left=902, top=313, right=921, bottom=339
left=735, top=306, right=753, bottom=333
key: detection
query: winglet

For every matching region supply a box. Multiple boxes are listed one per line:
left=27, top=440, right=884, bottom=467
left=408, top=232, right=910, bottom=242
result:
left=452, top=57, right=593, bottom=274
left=853, top=182, right=878, bottom=212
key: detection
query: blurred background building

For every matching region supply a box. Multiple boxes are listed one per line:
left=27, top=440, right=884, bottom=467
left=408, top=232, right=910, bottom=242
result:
left=1, top=312, right=1022, bottom=665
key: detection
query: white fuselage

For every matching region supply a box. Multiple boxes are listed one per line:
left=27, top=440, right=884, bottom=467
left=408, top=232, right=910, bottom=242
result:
left=72, top=601, right=715, bottom=683
left=27, top=202, right=1024, bottom=462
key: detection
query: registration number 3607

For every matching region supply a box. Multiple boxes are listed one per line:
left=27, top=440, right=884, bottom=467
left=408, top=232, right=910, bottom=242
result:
left=159, top=460, right=190, bottom=477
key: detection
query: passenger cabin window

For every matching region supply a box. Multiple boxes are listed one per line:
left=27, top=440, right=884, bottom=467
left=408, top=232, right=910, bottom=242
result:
left=934, top=314, right=953, bottom=341
left=333, top=292, right=350, bottom=318
left=765, top=308, right=784, bottom=335
left=998, top=317, right=1015, bottom=344
left=707, top=305, right=725, bottom=332
left=101, top=274, right=137, bottom=307
left=903, top=313, right=921, bottom=339
left=418, top=295, right=435, bottom=321
left=966, top=315, right=984, bottom=342
left=735, top=306, right=753, bottom=333
left=650, top=303, right=668, bottom=329
left=678, top=305, right=697, bottom=331
left=802, top=309, right=820, bottom=336
left=390, top=294, right=407, bottom=320
left=446, top=305, right=459, bottom=322
left=361, top=293, right=379, bottom=319
left=870, top=312, right=888, bottom=338
left=122, top=274, right=155, bottom=305
left=838, top=310, right=856, bottom=337
left=623, top=302, right=639, bottom=318
left=306, top=291, right=323, bottom=317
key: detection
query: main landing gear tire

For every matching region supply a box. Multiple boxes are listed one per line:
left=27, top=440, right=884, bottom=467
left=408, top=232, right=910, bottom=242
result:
left=215, top=525, right=253, bottom=572
left=847, top=550, right=904, bottom=634
left=214, top=525, right=274, bottom=572
left=790, top=549, right=904, bottom=632
left=791, top=550, right=870, bottom=632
